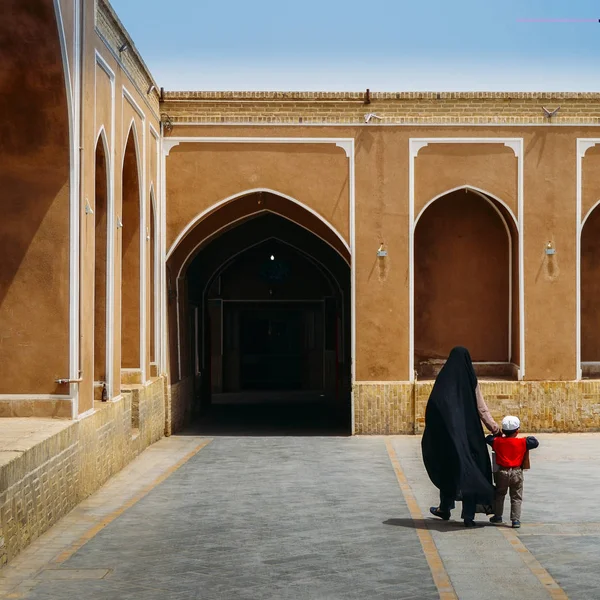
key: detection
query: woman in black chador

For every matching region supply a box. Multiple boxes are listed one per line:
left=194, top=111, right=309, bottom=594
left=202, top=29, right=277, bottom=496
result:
left=421, top=346, right=499, bottom=527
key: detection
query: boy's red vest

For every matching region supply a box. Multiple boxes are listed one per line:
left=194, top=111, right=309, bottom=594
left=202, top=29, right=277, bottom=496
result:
left=491, top=436, right=527, bottom=468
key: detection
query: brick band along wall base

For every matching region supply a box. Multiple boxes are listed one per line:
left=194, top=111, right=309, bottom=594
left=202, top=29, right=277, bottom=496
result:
left=0, top=377, right=166, bottom=566
left=354, top=381, right=600, bottom=434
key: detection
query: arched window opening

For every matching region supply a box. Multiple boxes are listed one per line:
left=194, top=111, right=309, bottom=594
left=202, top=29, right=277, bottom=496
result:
left=121, top=128, right=141, bottom=373
left=414, top=189, right=518, bottom=380
left=581, top=206, right=600, bottom=377
left=94, top=137, right=109, bottom=391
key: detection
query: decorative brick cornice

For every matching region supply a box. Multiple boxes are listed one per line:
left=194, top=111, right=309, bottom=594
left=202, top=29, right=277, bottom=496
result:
left=160, top=90, right=600, bottom=125
left=163, top=91, right=600, bottom=101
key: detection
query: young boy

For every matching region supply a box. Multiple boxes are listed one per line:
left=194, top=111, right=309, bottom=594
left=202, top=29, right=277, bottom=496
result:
left=485, top=416, right=539, bottom=528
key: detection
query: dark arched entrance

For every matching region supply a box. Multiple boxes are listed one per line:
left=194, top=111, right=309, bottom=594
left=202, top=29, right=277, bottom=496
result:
left=176, top=207, right=351, bottom=434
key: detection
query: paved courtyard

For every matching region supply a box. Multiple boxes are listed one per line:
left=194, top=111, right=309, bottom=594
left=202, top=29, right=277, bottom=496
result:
left=0, top=432, right=598, bottom=599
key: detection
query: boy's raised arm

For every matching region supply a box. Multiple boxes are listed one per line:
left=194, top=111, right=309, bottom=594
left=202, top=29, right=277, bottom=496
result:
left=526, top=436, right=539, bottom=450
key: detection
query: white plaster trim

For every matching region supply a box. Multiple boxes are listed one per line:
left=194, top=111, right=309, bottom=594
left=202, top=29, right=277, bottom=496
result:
left=167, top=187, right=350, bottom=261
left=408, top=137, right=525, bottom=382
left=122, top=86, right=146, bottom=121
left=149, top=124, right=161, bottom=373
left=576, top=139, right=600, bottom=380
left=162, top=136, right=355, bottom=156
left=163, top=136, right=355, bottom=429
left=94, top=29, right=160, bottom=123
left=160, top=129, right=168, bottom=374
left=0, top=395, right=72, bottom=401
left=582, top=198, right=600, bottom=229
left=77, top=406, right=96, bottom=420
left=414, top=185, right=519, bottom=230
left=94, top=48, right=117, bottom=401
left=348, top=139, right=356, bottom=433
left=94, top=49, right=115, bottom=82
left=411, top=137, right=522, bottom=159
left=69, top=0, right=83, bottom=419
left=107, top=61, right=116, bottom=401
left=518, top=141, right=525, bottom=379
left=53, top=0, right=72, bottom=102
left=149, top=185, right=160, bottom=368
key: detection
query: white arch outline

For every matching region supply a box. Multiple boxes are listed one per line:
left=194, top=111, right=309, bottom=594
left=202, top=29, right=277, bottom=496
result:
left=176, top=206, right=351, bottom=282
left=582, top=198, right=600, bottom=230
left=413, top=186, right=517, bottom=369
left=121, top=119, right=144, bottom=374
left=579, top=195, right=600, bottom=375
left=166, top=188, right=351, bottom=261
left=122, top=118, right=143, bottom=175
left=576, top=139, right=600, bottom=379
left=52, top=0, right=78, bottom=414
left=159, top=136, right=356, bottom=431
left=414, top=184, right=519, bottom=231
left=93, top=129, right=112, bottom=392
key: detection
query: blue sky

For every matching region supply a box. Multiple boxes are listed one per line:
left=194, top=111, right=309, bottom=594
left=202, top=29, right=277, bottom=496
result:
left=111, top=0, right=600, bottom=91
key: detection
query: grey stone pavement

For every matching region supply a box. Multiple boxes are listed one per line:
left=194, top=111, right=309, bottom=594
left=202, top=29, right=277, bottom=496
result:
left=2, top=432, right=600, bottom=599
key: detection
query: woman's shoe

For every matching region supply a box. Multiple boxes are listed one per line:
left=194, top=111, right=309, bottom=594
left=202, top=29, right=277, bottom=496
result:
left=464, top=519, right=484, bottom=528
left=429, top=507, right=450, bottom=520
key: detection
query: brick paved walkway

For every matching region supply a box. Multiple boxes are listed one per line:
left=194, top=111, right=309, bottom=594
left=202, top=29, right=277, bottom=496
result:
left=1, top=433, right=599, bottom=599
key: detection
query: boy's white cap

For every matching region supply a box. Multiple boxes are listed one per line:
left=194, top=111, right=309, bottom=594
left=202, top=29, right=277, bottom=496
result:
left=502, top=415, right=520, bottom=431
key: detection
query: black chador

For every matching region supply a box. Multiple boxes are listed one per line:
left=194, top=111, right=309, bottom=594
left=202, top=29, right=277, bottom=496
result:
left=421, top=347, right=494, bottom=512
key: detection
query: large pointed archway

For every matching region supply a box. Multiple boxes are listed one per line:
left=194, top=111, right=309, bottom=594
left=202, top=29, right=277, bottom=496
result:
left=167, top=191, right=351, bottom=434
left=0, top=0, right=71, bottom=397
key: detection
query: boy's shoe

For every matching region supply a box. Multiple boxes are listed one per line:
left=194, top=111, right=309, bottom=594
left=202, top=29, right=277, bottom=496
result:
left=429, top=507, right=450, bottom=521
left=512, top=520, right=521, bottom=529
left=489, top=516, right=503, bottom=524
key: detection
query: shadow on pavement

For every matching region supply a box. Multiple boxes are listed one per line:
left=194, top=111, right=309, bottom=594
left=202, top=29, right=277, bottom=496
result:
left=180, top=401, right=351, bottom=437
left=383, top=517, right=494, bottom=532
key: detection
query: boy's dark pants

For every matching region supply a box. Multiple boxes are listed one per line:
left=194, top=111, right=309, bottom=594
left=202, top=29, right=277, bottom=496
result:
left=494, top=467, right=524, bottom=521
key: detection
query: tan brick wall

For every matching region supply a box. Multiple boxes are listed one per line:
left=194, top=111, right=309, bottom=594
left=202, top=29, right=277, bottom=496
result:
left=0, top=376, right=166, bottom=566
left=167, top=377, right=194, bottom=436
left=354, top=380, right=600, bottom=434
left=95, top=0, right=160, bottom=116
left=354, top=383, right=415, bottom=435
left=161, top=91, right=600, bottom=125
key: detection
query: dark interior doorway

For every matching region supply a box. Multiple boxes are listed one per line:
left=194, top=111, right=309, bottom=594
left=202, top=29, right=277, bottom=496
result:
left=185, top=212, right=351, bottom=435
left=239, top=305, right=305, bottom=390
